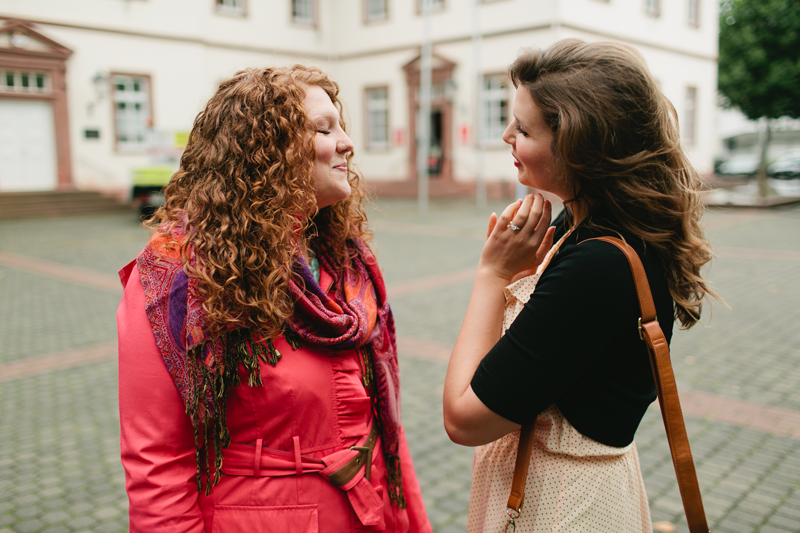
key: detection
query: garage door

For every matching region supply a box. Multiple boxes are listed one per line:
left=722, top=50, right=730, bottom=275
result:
left=0, top=99, right=57, bottom=191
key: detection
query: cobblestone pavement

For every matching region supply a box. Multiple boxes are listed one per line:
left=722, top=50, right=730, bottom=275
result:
left=1, top=198, right=799, bottom=533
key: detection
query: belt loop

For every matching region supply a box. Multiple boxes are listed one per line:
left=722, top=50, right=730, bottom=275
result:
left=253, top=438, right=263, bottom=477
left=293, top=436, right=303, bottom=476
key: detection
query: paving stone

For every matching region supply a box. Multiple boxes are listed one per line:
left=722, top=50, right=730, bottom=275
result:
left=764, top=512, right=800, bottom=531
left=92, top=522, right=126, bottom=533
left=65, top=516, right=96, bottom=530
left=759, top=526, right=794, bottom=533
left=40, top=510, right=70, bottom=524
left=714, top=522, right=760, bottom=533
left=40, top=526, right=71, bottom=533
left=13, top=519, right=45, bottom=533
left=93, top=507, right=123, bottom=521
left=775, top=503, right=800, bottom=521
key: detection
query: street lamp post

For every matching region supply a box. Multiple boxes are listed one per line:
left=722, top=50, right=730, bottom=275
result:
left=417, top=0, right=433, bottom=216
left=473, top=0, right=486, bottom=209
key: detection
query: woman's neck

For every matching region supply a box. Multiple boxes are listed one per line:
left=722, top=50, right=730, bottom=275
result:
left=564, top=197, right=590, bottom=229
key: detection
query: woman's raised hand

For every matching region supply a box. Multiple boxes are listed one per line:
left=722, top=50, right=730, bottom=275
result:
left=481, top=193, right=555, bottom=283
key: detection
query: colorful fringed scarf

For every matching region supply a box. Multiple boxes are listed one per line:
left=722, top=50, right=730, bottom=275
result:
left=136, top=226, right=405, bottom=507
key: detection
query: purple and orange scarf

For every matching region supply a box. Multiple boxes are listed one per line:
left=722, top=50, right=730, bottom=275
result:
left=136, top=226, right=405, bottom=506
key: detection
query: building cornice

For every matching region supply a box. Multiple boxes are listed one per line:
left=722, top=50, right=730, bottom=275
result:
left=326, top=21, right=719, bottom=63
left=0, top=16, right=329, bottom=61
left=2, top=16, right=717, bottom=64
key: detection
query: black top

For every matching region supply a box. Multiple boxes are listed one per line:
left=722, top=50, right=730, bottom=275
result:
left=471, top=210, right=674, bottom=447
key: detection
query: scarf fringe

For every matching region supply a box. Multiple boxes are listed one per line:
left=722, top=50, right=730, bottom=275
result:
left=284, top=329, right=302, bottom=350
left=384, top=453, right=407, bottom=508
left=358, top=347, right=374, bottom=389
left=185, top=327, right=289, bottom=494
left=182, top=328, right=404, bottom=506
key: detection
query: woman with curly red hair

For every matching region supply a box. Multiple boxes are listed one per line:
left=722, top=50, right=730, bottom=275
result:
left=117, top=66, right=431, bottom=532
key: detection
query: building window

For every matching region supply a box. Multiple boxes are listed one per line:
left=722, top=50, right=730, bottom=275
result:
left=417, top=0, right=444, bottom=14
left=481, top=74, right=508, bottom=144
left=112, top=74, right=151, bottom=151
left=364, top=0, right=388, bottom=22
left=0, top=71, right=50, bottom=94
left=365, top=87, right=389, bottom=149
left=684, top=86, right=697, bottom=146
left=645, top=0, right=660, bottom=17
left=215, top=0, right=246, bottom=16
left=688, top=0, right=699, bottom=27
left=292, top=0, right=316, bottom=25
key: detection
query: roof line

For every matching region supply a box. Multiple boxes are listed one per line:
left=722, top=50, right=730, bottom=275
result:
left=3, top=16, right=717, bottom=64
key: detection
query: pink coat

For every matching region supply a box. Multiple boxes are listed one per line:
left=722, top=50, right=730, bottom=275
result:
left=118, top=261, right=432, bottom=532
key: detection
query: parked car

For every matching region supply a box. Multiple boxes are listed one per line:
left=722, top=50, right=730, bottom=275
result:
left=767, top=150, right=800, bottom=179
left=717, top=153, right=760, bottom=176
left=131, top=166, right=174, bottom=219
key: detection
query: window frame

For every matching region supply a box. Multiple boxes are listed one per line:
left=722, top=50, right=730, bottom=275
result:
left=479, top=72, right=510, bottom=147
left=687, top=0, right=700, bottom=28
left=363, top=0, right=389, bottom=23
left=214, top=0, right=248, bottom=17
left=291, top=0, right=317, bottom=27
left=416, top=0, right=445, bottom=15
left=644, top=0, right=660, bottom=17
left=364, top=85, right=390, bottom=151
left=683, top=86, right=697, bottom=147
left=110, top=72, right=153, bottom=154
left=0, top=70, right=51, bottom=95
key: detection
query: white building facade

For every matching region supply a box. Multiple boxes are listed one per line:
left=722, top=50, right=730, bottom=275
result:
left=0, top=0, right=719, bottom=197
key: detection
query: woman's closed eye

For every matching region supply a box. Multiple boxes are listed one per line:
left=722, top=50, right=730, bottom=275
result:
left=317, top=129, right=331, bottom=135
left=515, top=124, right=529, bottom=137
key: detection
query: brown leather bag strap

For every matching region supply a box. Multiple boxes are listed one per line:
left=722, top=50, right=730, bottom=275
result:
left=588, top=236, right=709, bottom=533
left=506, top=420, right=535, bottom=515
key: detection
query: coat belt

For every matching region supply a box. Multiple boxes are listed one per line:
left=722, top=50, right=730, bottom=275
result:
left=220, top=423, right=384, bottom=528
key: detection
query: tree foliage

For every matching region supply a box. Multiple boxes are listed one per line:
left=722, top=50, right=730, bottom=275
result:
left=718, top=0, right=800, bottom=120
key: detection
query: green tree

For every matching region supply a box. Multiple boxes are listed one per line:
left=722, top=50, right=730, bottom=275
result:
left=718, top=0, right=800, bottom=196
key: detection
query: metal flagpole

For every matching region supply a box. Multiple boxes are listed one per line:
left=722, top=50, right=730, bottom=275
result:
left=473, top=0, right=486, bottom=209
left=417, top=0, right=432, bottom=216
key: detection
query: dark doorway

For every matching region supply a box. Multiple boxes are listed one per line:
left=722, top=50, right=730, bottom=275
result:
left=428, top=109, right=443, bottom=177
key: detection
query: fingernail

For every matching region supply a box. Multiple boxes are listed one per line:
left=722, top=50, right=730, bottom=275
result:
left=545, top=200, right=551, bottom=206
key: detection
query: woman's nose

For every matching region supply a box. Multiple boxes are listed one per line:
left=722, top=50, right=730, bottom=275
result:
left=338, top=133, right=354, bottom=153
left=501, top=122, right=514, bottom=145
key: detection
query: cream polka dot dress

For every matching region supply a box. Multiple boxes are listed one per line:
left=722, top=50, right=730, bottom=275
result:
left=467, top=235, right=653, bottom=533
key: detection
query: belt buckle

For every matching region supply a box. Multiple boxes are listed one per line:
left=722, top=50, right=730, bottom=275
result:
left=349, top=445, right=373, bottom=480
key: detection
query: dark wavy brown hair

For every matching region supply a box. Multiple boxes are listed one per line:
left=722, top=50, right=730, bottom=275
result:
left=509, top=39, right=719, bottom=328
left=147, top=65, right=371, bottom=337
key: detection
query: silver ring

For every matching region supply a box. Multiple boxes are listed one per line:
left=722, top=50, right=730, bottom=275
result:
left=509, top=222, right=523, bottom=231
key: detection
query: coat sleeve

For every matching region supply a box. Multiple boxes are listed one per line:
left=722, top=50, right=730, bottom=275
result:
left=117, top=263, right=205, bottom=532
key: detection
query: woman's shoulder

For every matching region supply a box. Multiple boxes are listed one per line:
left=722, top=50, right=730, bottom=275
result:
left=548, top=235, right=634, bottom=288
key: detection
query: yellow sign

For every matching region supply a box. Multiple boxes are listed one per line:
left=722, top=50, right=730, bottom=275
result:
left=174, top=131, right=189, bottom=148
left=132, top=166, right=174, bottom=186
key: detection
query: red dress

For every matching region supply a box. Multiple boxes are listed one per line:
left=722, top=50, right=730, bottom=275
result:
left=117, top=262, right=431, bottom=532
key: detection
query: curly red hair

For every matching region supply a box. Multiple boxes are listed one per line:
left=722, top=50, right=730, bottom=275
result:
left=147, top=65, right=371, bottom=337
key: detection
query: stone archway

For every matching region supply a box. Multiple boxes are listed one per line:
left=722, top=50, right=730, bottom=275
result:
left=0, top=20, right=73, bottom=191
left=403, top=52, right=456, bottom=183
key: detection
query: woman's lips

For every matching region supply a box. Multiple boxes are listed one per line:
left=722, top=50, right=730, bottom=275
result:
left=512, top=155, right=521, bottom=168
left=334, top=164, right=348, bottom=172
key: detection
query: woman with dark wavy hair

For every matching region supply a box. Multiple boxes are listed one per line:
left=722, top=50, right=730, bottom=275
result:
left=117, top=66, right=431, bottom=532
left=443, top=39, right=719, bottom=532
